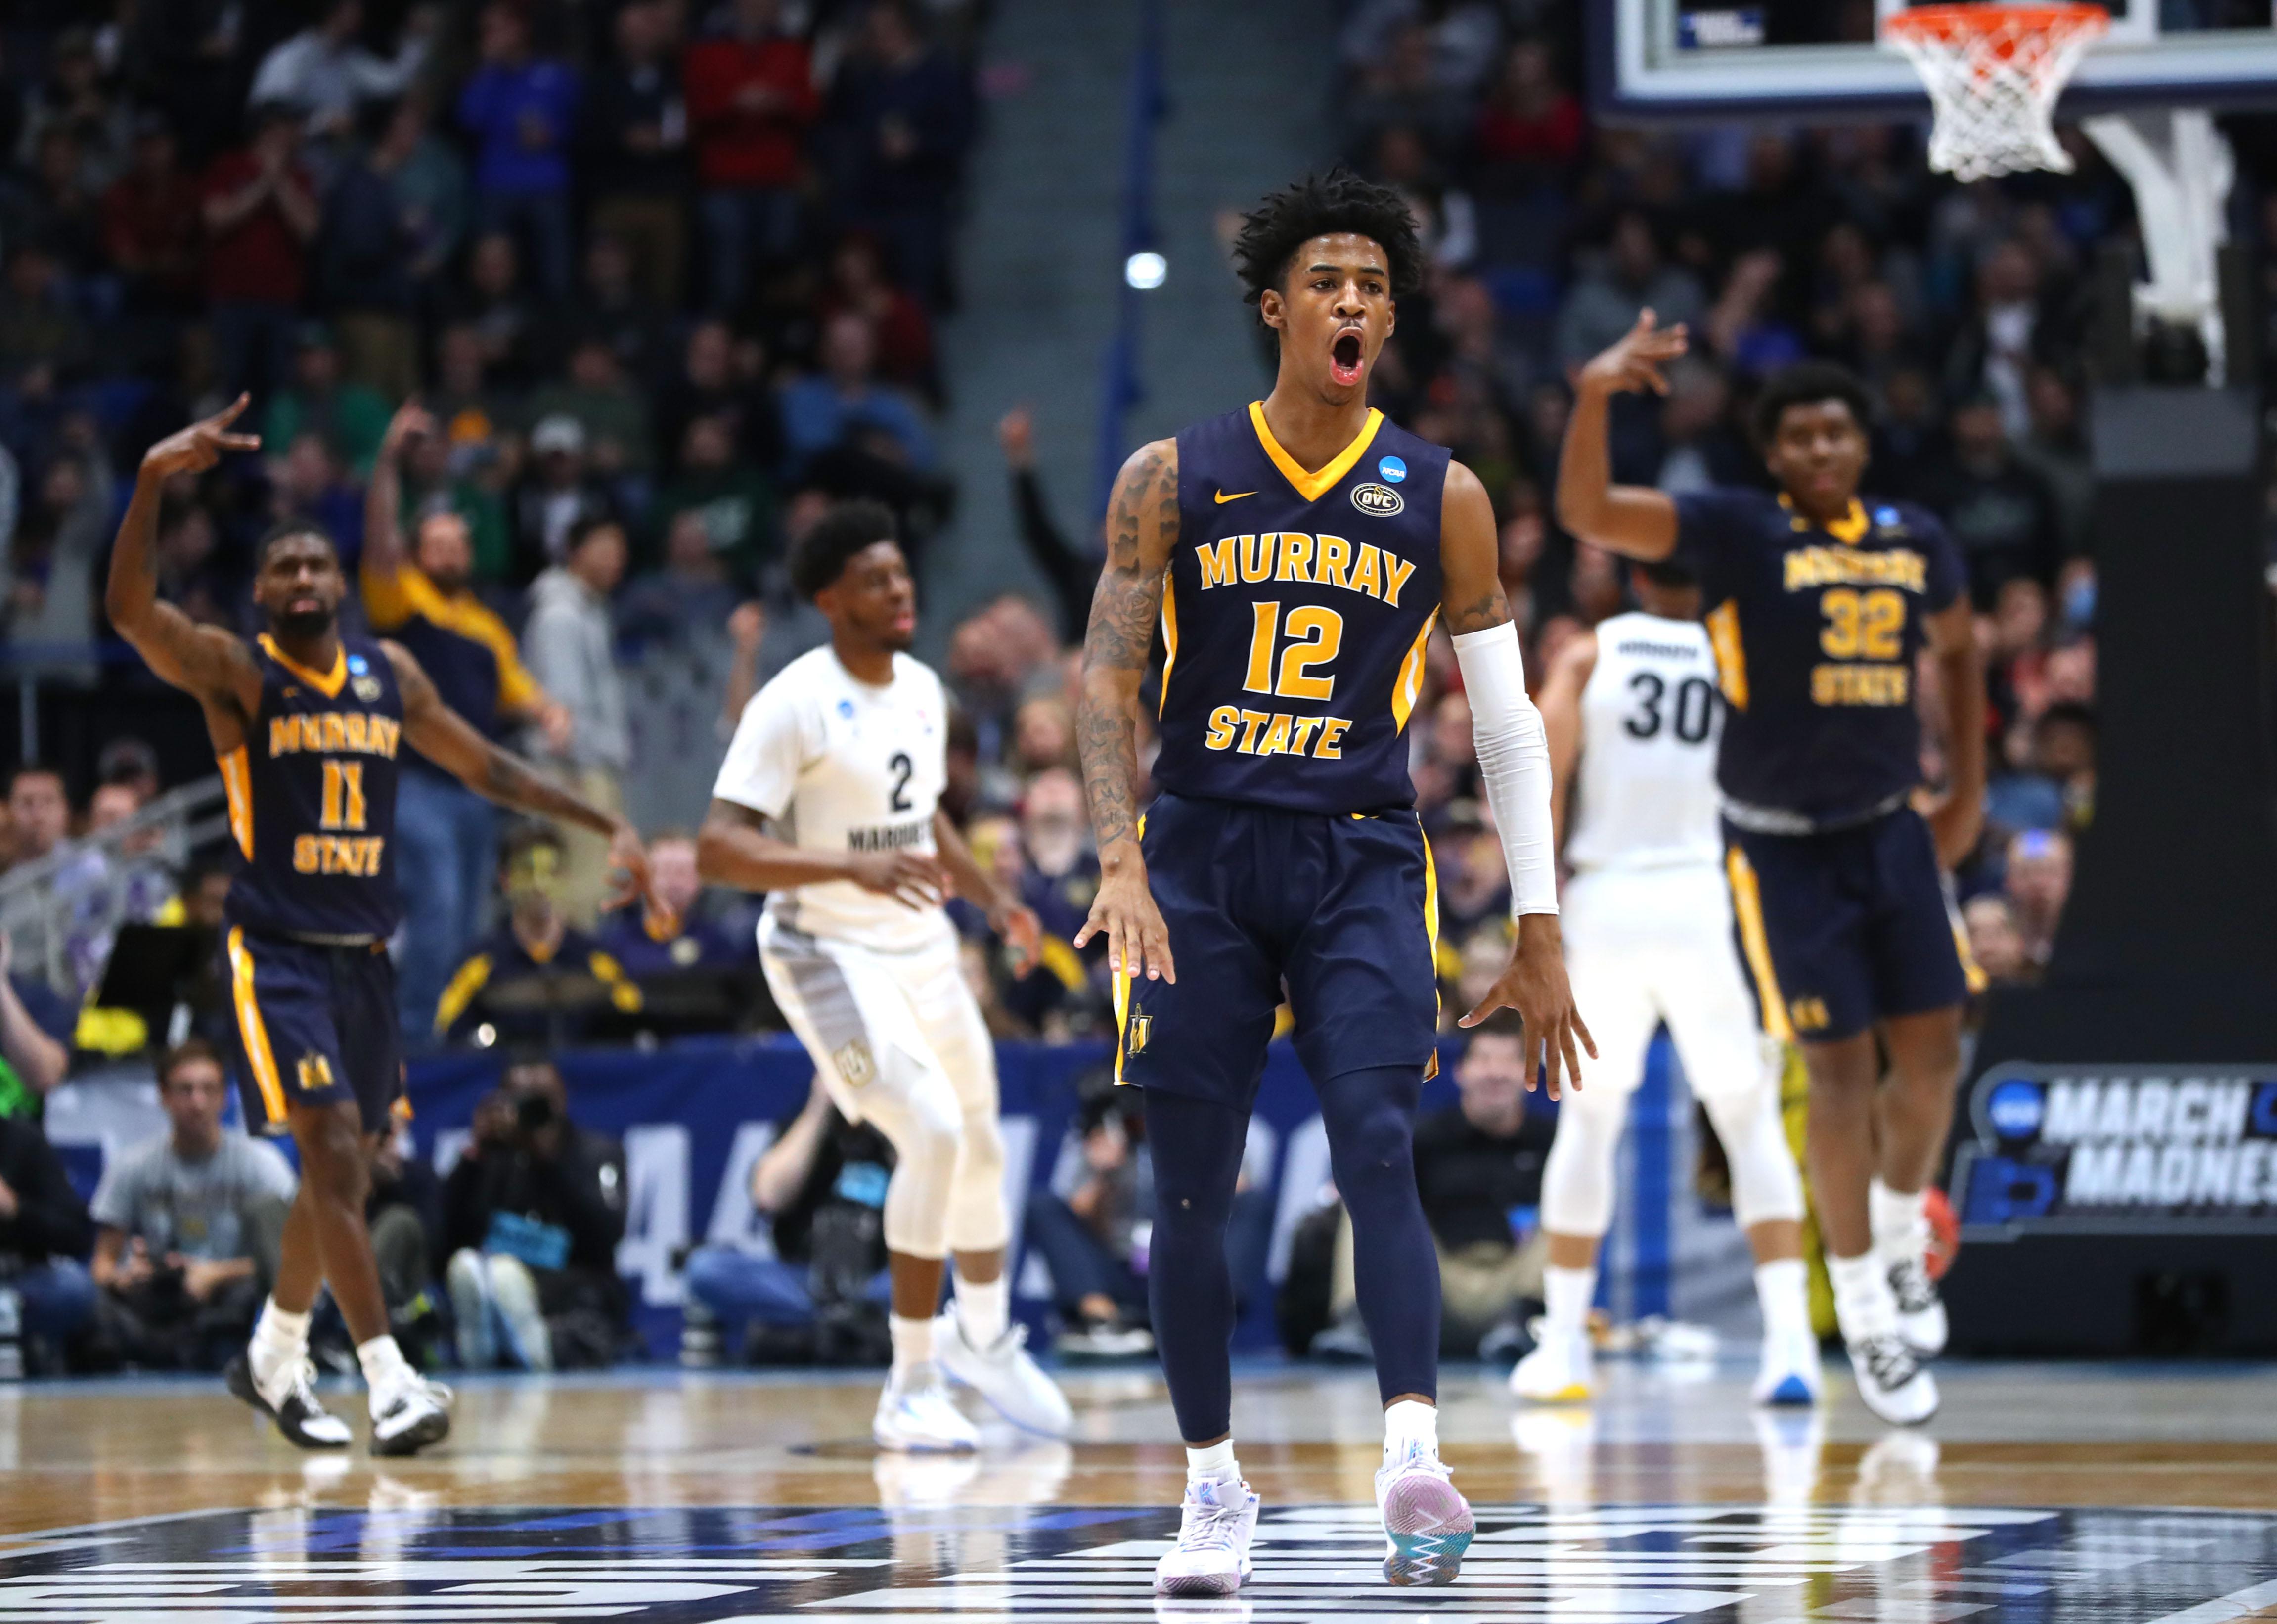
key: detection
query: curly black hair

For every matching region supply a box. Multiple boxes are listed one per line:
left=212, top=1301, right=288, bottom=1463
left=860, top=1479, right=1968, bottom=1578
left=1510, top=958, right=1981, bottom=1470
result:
left=1750, top=361, right=1874, bottom=447
left=1231, top=168, right=1423, bottom=322
left=254, top=519, right=338, bottom=566
left=789, top=498, right=900, bottom=600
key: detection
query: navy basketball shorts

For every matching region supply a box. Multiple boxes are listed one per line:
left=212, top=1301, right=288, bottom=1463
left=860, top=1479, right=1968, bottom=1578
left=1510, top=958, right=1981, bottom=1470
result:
left=1722, top=807, right=1979, bottom=1046
left=1116, top=793, right=1441, bottom=1108
left=224, top=927, right=405, bottom=1134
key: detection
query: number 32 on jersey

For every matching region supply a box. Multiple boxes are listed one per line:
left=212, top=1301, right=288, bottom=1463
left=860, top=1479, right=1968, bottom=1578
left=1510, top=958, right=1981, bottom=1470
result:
left=1201, top=599, right=1355, bottom=760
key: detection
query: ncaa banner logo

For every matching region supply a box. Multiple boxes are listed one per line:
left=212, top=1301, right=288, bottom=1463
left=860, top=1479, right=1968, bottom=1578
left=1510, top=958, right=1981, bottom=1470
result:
left=1952, top=1061, right=2277, bottom=1237
left=1351, top=482, right=1403, bottom=516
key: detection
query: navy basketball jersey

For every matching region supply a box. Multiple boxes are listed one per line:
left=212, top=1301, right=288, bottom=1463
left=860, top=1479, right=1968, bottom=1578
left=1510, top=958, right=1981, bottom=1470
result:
left=1153, top=404, right=1448, bottom=815
left=221, top=634, right=406, bottom=940
left=1673, top=489, right=1964, bottom=826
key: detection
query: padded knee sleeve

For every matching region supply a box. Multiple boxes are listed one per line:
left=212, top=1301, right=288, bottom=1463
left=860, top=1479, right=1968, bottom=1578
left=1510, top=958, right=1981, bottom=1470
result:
left=946, top=1108, right=1010, bottom=1254
left=872, top=1053, right=964, bottom=1260
left=1700, top=1083, right=1805, bottom=1230
left=1538, top=1078, right=1634, bottom=1238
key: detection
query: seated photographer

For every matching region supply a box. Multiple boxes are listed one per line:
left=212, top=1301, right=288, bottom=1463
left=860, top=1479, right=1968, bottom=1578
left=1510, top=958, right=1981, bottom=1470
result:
left=596, top=832, right=752, bottom=978
left=435, top=828, right=641, bottom=1046
left=88, top=1041, right=295, bottom=1370
left=442, top=1057, right=630, bottom=1371
left=1303, top=1014, right=1554, bottom=1360
left=1024, top=1083, right=1154, bottom=1359
left=681, top=1077, right=893, bottom=1363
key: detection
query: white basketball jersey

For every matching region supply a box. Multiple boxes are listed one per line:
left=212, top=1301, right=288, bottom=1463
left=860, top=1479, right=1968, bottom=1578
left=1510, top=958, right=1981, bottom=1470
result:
left=1564, top=611, right=1725, bottom=873
left=713, top=646, right=951, bottom=952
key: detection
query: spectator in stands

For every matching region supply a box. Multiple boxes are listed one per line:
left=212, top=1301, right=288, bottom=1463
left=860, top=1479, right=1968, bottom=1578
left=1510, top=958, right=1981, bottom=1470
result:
left=427, top=322, right=515, bottom=482
left=824, top=1, right=974, bottom=310
left=442, top=1055, right=629, bottom=1370
left=552, top=233, right=671, bottom=386
left=435, top=826, right=640, bottom=1045
left=596, top=831, right=748, bottom=977
left=0, top=929, right=74, bottom=1113
left=2005, top=827, right=2074, bottom=972
left=88, top=1040, right=294, bottom=1371
left=370, top=94, right=468, bottom=311
left=1946, top=238, right=2060, bottom=439
left=1025, top=1082, right=1154, bottom=1359
left=1917, top=395, right=2065, bottom=607
left=655, top=318, right=782, bottom=478
left=779, top=311, right=931, bottom=478
left=619, top=509, right=744, bottom=652
left=512, top=415, right=613, bottom=567
left=819, top=233, right=934, bottom=397
left=524, top=516, right=632, bottom=922
left=1554, top=211, right=1707, bottom=378
left=5, top=445, right=111, bottom=690
left=266, top=432, right=364, bottom=565
left=584, top=1, right=690, bottom=309
left=2, top=766, right=104, bottom=992
left=651, top=414, right=775, bottom=579
left=201, top=102, right=319, bottom=402
left=365, top=1126, right=445, bottom=1362
left=686, top=0, right=817, bottom=315
left=263, top=324, right=390, bottom=476
left=317, top=112, right=422, bottom=402
left=0, top=243, right=89, bottom=389
left=247, top=0, right=432, bottom=142
left=366, top=402, right=569, bottom=1040
left=0, top=1103, right=94, bottom=1371
left=1470, top=38, right=1585, bottom=192
left=681, top=1077, right=893, bottom=1363
left=1964, top=894, right=2035, bottom=990
left=103, top=114, right=204, bottom=327
left=522, top=339, right=654, bottom=486
left=457, top=1, right=580, bottom=298
left=997, top=407, right=1098, bottom=642
left=1001, top=767, right=1104, bottom=1035
left=443, top=229, right=545, bottom=389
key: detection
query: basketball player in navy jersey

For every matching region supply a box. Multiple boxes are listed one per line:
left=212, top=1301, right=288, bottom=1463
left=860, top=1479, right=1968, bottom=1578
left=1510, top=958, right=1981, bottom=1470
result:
left=106, top=398, right=655, bottom=1454
left=1075, top=172, right=1592, bottom=1595
left=1557, top=318, right=1986, bottom=1426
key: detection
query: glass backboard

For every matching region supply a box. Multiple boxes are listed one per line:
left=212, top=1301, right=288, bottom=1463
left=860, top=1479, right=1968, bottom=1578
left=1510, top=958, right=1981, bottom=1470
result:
left=1596, top=0, right=2277, bottom=123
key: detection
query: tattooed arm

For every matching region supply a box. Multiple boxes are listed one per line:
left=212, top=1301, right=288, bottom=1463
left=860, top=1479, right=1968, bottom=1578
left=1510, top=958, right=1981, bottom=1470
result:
left=1072, top=438, right=1179, bottom=983
left=384, top=639, right=659, bottom=910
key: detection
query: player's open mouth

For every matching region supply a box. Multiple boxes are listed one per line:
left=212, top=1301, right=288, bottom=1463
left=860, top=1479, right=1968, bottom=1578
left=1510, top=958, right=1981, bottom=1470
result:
left=288, top=596, right=323, bottom=615
left=1330, top=328, right=1364, bottom=386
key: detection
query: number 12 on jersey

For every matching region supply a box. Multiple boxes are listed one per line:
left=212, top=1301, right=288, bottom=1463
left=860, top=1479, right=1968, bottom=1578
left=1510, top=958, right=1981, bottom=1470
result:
left=1204, top=597, right=1357, bottom=763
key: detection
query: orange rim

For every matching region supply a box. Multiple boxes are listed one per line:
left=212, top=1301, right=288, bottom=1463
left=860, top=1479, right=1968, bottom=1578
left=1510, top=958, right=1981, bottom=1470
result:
left=1884, top=3, right=2111, bottom=49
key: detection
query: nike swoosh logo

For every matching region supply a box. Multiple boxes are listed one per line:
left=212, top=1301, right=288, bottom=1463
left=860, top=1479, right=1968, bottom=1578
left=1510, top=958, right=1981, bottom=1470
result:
left=1214, top=490, right=1257, bottom=504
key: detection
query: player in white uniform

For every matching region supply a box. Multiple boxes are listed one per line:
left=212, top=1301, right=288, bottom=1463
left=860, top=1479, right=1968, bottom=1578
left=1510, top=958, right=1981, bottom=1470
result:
left=1508, top=557, right=1820, bottom=1408
left=700, top=501, right=1072, bottom=1451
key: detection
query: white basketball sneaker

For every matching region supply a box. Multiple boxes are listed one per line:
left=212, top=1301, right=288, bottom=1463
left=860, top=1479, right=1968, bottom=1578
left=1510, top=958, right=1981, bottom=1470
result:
left=1887, top=1255, right=1949, bottom=1358
left=872, top=1365, right=980, bottom=1453
left=1509, top=1327, right=1593, bottom=1403
left=1375, top=1443, right=1475, bottom=1585
left=1847, top=1332, right=1939, bottom=1426
left=933, top=1313, right=1072, bottom=1438
left=228, top=1351, right=353, bottom=1448
left=368, top=1373, right=454, bottom=1457
left=1752, top=1322, right=1824, bottom=1407
left=1153, top=1475, right=1260, bottom=1597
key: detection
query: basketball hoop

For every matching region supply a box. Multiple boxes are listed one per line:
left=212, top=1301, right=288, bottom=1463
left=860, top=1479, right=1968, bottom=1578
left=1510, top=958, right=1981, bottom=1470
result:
left=1882, top=4, right=2109, bottom=182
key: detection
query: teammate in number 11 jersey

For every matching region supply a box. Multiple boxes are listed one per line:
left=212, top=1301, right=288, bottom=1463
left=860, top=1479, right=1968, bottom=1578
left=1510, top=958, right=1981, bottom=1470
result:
left=1073, top=170, right=1593, bottom=1596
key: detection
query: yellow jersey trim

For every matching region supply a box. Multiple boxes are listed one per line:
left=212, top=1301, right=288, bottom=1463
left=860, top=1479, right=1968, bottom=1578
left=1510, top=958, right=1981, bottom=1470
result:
left=1390, top=607, right=1439, bottom=732
left=1113, top=812, right=1147, bottom=1084
left=1157, top=574, right=1179, bottom=719
left=225, top=927, right=287, bottom=1124
left=1249, top=402, right=1384, bottom=504
left=219, top=747, right=254, bottom=858
left=257, top=634, right=349, bottom=699
left=435, top=953, right=493, bottom=1034
left=1725, top=847, right=1794, bottom=1043
left=1780, top=493, right=1871, bottom=544
left=1420, top=816, right=1443, bottom=1081
left=1705, top=598, right=1748, bottom=711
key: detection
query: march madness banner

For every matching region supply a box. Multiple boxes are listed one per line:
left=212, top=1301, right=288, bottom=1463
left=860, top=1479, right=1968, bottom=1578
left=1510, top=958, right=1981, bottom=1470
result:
left=1952, top=1063, right=2277, bottom=1236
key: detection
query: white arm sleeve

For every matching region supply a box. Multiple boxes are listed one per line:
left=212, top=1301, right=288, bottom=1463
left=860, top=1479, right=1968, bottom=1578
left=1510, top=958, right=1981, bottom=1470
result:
left=1451, top=621, right=1558, bottom=917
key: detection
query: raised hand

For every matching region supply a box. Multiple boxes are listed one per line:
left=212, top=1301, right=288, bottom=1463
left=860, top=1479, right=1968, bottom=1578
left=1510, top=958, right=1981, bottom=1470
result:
left=606, top=821, right=665, bottom=920
left=140, top=395, right=260, bottom=480
left=1576, top=309, right=1690, bottom=399
left=379, top=397, right=437, bottom=465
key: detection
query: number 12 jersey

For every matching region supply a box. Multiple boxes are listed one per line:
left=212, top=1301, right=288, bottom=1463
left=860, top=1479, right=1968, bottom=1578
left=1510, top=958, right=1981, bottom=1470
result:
left=1153, top=404, right=1448, bottom=815
left=714, top=646, right=948, bottom=951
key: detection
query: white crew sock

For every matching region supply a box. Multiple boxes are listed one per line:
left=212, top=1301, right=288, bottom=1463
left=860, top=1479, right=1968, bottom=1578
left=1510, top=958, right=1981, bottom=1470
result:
left=1383, top=1398, right=1438, bottom=1460
left=955, top=1273, right=1009, bottom=1347
left=1542, top=1264, right=1597, bottom=1341
left=1826, top=1251, right=1898, bottom=1345
left=356, top=1334, right=414, bottom=1399
left=1186, top=1438, right=1240, bottom=1485
left=1754, top=1258, right=1812, bottom=1342
left=1869, top=1180, right=1929, bottom=1264
left=250, top=1298, right=311, bottom=1371
left=890, top=1313, right=935, bottom=1381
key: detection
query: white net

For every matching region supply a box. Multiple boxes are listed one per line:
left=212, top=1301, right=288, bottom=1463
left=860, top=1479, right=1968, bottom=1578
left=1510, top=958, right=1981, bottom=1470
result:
left=1884, top=5, right=2109, bottom=183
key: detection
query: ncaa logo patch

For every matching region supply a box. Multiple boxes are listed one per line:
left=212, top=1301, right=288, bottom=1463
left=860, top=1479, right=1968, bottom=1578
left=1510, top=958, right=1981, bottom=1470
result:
left=833, top=1038, right=876, bottom=1086
left=1377, top=454, right=1408, bottom=484
left=347, top=654, right=369, bottom=675
left=1351, top=482, right=1403, bottom=517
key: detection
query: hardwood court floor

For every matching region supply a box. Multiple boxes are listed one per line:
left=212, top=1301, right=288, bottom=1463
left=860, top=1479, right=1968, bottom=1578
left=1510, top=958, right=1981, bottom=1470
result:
left=0, top=1359, right=2273, bottom=1621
